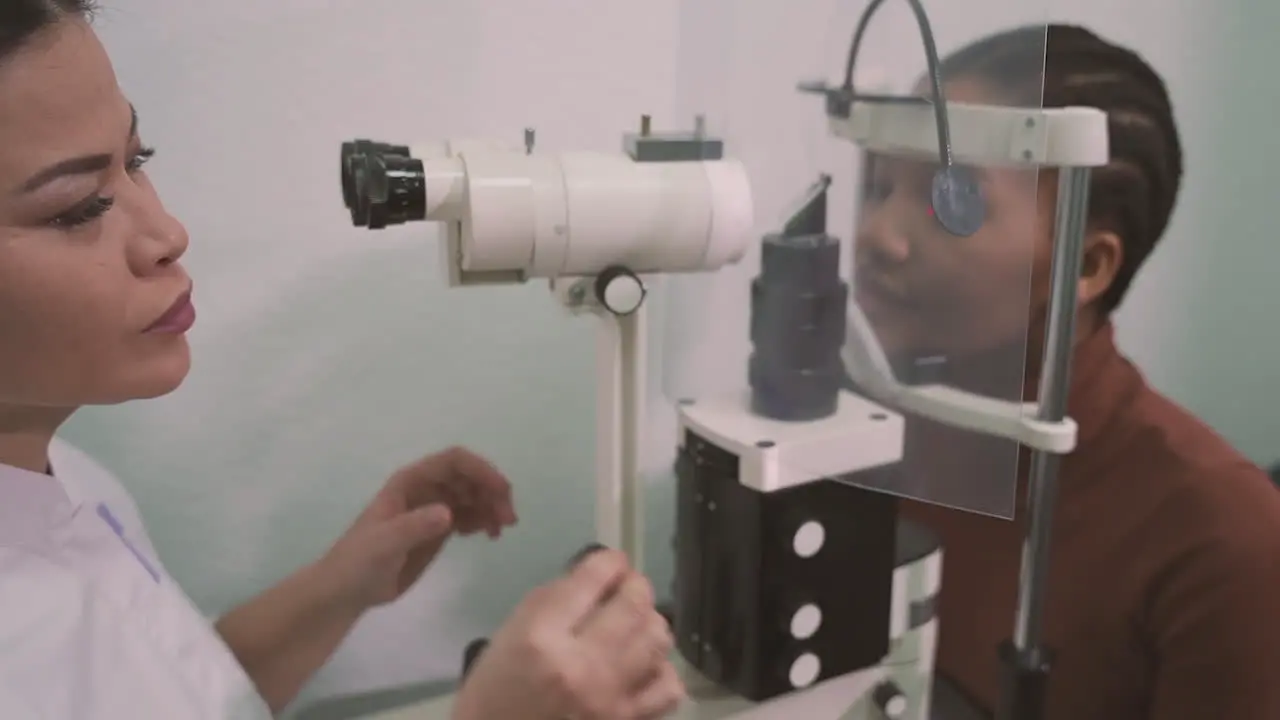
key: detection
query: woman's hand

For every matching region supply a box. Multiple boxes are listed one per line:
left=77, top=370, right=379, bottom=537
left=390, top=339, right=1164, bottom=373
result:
left=321, top=446, right=519, bottom=612
left=454, top=550, right=685, bottom=720
left=215, top=447, right=516, bottom=710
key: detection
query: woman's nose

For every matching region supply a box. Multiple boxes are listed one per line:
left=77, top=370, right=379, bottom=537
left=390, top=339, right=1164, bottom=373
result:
left=149, top=214, right=190, bottom=269
left=126, top=193, right=190, bottom=273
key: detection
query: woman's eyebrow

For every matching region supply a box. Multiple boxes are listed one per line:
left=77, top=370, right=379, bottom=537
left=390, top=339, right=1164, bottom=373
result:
left=15, top=103, right=137, bottom=196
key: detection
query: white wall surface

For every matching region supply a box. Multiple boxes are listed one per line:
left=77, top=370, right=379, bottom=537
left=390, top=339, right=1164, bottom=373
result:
left=63, top=0, right=1269, bottom=714
left=1139, top=2, right=1280, bottom=465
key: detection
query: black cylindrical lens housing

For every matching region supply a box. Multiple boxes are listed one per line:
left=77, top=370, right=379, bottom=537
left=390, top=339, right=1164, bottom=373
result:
left=341, top=139, right=411, bottom=211
left=748, top=232, right=848, bottom=421
left=339, top=139, right=426, bottom=229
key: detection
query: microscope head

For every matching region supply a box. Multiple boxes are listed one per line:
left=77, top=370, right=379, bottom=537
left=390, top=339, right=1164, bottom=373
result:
left=334, top=127, right=756, bottom=284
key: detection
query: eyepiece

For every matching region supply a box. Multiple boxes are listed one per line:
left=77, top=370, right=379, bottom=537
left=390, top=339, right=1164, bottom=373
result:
left=341, top=140, right=410, bottom=211
left=339, top=139, right=426, bottom=230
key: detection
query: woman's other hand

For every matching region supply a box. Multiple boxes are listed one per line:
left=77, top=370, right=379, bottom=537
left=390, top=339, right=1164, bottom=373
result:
left=455, top=549, right=685, bottom=720
left=321, top=446, right=518, bottom=612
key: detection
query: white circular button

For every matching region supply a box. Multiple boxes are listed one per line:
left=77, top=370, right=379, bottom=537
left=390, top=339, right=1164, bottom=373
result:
left=788, top=653, right=821, bottom=688
left=884, top=694, right=908, bottom=718
left=602, top=274, right=644, bottom=314
left=790, top=604, right=822, bottom=639
left=792, top=521, right=825, bottom=558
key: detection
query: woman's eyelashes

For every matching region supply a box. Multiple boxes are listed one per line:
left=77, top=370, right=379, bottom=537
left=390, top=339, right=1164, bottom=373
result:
left=49, top=196, right=115, bottom=228
left=47, top=146, right=157, bottom=229
left=127, top=146, right=155, bottom=173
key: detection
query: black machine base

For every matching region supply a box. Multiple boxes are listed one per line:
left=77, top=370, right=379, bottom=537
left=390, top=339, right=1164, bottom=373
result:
left=673, top=429, right=898, bottom=703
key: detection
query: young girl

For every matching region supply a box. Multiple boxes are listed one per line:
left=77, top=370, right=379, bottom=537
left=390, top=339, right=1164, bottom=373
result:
left=860, top=24, right=1280, bottom=720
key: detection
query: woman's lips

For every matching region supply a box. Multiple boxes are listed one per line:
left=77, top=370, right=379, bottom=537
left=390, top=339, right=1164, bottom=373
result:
left=145, top=289, right=196, bottom=334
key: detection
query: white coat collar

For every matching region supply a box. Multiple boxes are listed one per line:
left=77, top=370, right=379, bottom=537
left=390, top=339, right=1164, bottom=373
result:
left=0, top=439, right=84, bottom=544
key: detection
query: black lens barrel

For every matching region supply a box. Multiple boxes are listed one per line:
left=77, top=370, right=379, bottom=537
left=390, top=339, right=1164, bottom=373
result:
left=749, top=176, right=848, bottom=422
left=339, top=139, right=426, bottom=229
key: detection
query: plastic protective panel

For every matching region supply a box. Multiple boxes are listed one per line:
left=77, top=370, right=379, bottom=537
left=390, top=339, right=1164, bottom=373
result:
left=662, top=0, right=1053, bottom=521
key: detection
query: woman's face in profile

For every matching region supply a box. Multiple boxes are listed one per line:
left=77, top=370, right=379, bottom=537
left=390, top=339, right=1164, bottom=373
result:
left=852, top=78, right=1056, bottom=363
left=0, top=17, right=193, bottom=410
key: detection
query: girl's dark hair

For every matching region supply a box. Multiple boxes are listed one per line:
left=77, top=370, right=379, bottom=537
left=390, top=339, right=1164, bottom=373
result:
left=1, top=0, right=96, bottom=62
left=943, top=24, right=1183, bottom=313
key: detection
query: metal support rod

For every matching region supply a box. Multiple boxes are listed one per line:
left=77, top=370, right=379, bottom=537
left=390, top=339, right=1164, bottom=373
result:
left=593, top=301, right=648, bottom=569
left=1011, top=166, right=1092, bottom=652
left=619, top=305, right=647, bottom=570
left=999, top=167, right=1092, bottom=720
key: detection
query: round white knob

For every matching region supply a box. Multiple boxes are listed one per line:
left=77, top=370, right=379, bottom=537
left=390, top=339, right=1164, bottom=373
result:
left=792, top=521, right=825, bottom=558
left=790, top=604, right=823, bottom=640
left=595, top=266, right=645, bottom=315
left=788, top=653, right=821, bottom=689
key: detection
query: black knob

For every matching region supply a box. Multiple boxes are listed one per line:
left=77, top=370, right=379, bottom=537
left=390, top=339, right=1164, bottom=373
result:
left=656, top=601, right=675, bottom=629
left=461, top=638, right=489, bottom=678
left=872, top=679, right=908, bottom=718
left=566, top=542, right=609, bottom=570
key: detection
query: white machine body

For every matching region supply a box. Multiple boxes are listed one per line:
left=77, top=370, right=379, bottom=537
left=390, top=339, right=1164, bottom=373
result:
left=843, top=301, right=1078, bottom=455
left=353, top=93, right=1112, bottom=720
left=830, top=101, right=1109, bottom=168
left=677, top=390, right=904, bottom=493
left=405, top=140, right=755, bottom=286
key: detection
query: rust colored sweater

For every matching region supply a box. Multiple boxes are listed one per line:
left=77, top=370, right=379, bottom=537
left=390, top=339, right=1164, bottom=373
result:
left=901, top=323, right=1280, bottom=720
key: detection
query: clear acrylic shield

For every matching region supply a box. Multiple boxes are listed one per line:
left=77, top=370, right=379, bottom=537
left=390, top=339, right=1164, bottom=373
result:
left=661, top=1, right=1058, bottom=520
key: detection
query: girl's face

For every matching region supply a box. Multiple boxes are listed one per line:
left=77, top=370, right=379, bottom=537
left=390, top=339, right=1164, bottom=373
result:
left=0, top=17, right=193, bottom=409
left=853, top=78, right=1058, bottom=366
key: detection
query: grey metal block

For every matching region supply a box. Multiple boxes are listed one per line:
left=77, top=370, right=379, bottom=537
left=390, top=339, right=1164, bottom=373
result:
left=623, top=132, right=724, bottom=162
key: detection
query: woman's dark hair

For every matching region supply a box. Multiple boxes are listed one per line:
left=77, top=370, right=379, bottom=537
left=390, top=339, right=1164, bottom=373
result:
left=943, top=24, right=1183, bottom=313
left=1, top=0, right=96, bottom=62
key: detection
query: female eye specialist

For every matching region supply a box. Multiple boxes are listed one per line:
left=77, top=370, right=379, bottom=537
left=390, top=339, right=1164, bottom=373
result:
left=0, top=3, right=685, bottom=719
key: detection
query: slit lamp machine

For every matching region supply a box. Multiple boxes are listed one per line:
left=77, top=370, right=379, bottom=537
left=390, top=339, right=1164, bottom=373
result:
left=336, top=5, right=1108, bottom=718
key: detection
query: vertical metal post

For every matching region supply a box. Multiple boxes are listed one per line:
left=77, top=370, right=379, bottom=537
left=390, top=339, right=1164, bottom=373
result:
left=999, top=166, right=1092, bottom=720
left=619, top=304, right=647, bottom=571
left=590, top=292, right=648, bottom=569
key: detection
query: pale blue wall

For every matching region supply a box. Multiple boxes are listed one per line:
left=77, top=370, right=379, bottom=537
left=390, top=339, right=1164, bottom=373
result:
left=1120, top=3, right=1280, bottom=466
